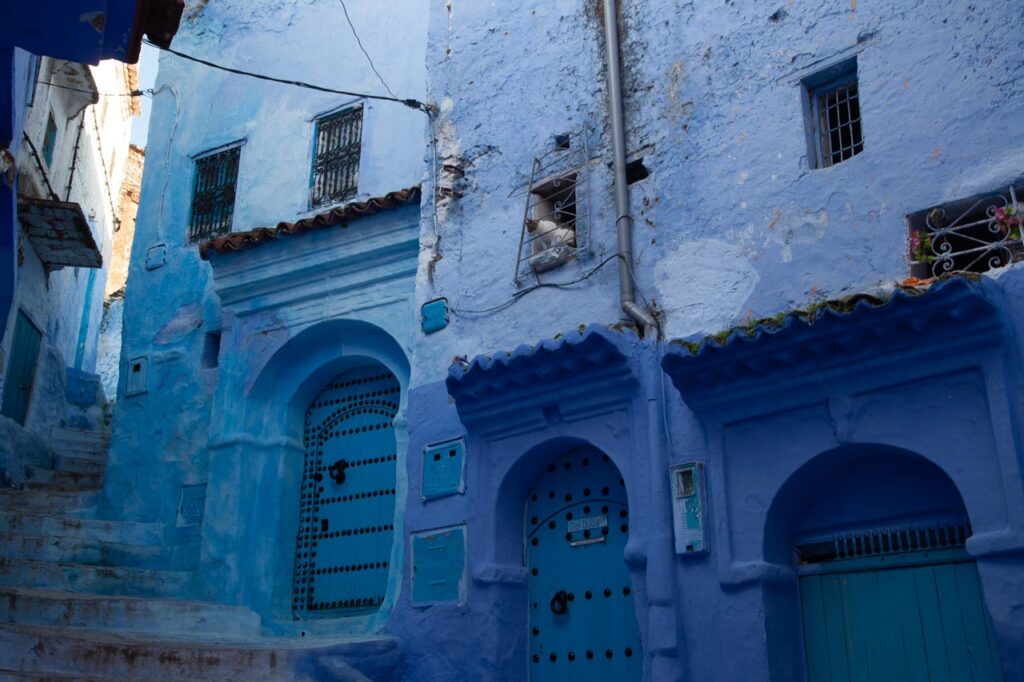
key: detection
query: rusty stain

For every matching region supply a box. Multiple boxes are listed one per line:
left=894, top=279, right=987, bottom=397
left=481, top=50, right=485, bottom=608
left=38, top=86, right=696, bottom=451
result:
left=931, top=147, right=942, bottom=159
left=850, top=0, right=857, bottom=10
left=767, top=209, right=783, bottom=230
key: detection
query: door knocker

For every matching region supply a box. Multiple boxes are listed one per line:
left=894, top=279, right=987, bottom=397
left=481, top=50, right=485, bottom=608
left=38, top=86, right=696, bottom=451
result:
left=550, top=590, right=569, bottom=615
left=328, top=459, right=349, bottom=484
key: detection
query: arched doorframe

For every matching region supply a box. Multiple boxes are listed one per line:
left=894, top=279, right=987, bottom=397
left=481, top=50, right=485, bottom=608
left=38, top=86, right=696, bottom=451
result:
left=200, top=318, right=410, bottom=635
left=480, top=433, right=650, bottom=677
left=761, top=443, right=1005, bottom=680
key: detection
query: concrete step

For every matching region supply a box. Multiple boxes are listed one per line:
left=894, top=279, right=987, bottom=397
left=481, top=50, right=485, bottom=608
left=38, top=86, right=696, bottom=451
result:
left=50, top=428, right=107, bottom=446
left=0, top=586, right=261, bottom=638
left=0, top=512, right=163, bottom=545
left=0, top=624, right=400, bottom=681
left=0, top=533, right=163, bottom=565
left=22, top=469, right=103, bottom=491
left=0, top=673, right=116, bottom=681
left=0, top=489, right=100, bottom=513
left=0, top=557, right=191, bottom=598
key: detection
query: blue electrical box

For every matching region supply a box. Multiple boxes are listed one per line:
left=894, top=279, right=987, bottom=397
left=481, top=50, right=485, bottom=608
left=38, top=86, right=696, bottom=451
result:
left=669, top=462, right=708, bottom=555
left=423, top=438, right=466, bottom=500
left=421, top=298, right=449, bottom=334
left=412, top=525, right=466, bottom=604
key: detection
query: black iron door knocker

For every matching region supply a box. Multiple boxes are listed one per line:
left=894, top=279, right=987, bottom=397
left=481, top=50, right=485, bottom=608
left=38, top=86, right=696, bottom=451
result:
left=550, top=590, right=569, bottom=615
left=328, top=459, right=349, bottom=485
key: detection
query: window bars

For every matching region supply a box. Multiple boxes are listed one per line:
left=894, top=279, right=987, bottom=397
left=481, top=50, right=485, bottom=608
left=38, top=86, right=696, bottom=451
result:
left=804, top=59, right=863, bottom=169
left=311, top=106, right=363, bottom=209
left=188, top=145, right=241, bottom=243
left=910, top=186, right=1023, bottom=278
left=513, top=131, right=591, bottom=286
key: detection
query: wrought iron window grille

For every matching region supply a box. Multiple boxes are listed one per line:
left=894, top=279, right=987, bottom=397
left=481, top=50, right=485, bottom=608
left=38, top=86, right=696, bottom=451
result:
left=513, top=130, right=591, bottom=286
left=795, top=520, right=971, bottom=565
left=188, top=144, right=241, bottom=244
left=909, top=185, right=1023, bottom=278
left=310, top=105, right=363, bottom=209
left=804, top=59, right=864, bottom=168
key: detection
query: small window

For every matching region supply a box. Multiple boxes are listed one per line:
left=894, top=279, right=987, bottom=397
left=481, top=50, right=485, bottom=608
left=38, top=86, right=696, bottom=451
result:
left=310, top=106, right=363, bottom=209
left=188, top=144, right=241, bottom=243
left=514, top=131, right=591, bottom=285
left=41, top=112, right=58, bottom=167
left=908, top=186, right=1022, bottom=278
left=803, top=58, right=863, bottom=169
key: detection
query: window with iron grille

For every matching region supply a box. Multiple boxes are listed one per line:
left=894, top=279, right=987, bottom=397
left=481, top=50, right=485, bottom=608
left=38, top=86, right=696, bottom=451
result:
left=310, top=106, right=362, bottom=209
left=188, top=144, right=241, bottom=243
left=909, top=185, right=1023, bottom=278
left=803, top=58, right=864, bottom=169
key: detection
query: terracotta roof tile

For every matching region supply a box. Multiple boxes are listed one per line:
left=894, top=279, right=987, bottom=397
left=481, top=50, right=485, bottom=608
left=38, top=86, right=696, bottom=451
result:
left=198, top=186, right=421, bottom=259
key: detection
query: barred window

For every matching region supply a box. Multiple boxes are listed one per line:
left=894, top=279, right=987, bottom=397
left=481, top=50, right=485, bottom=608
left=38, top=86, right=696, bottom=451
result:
left=803, top=58, right=864, bottom=169
left=188, top=144, right=241, bottom=243
left=311, top=106, right=362, bottom=209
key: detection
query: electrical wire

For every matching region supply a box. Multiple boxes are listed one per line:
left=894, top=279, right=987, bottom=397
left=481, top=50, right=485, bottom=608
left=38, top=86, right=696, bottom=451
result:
left=338, top=0, right=398, bottom=100
left=449, top=254, right=624, bottom=315
left=142, top=38, right=426, bottom=111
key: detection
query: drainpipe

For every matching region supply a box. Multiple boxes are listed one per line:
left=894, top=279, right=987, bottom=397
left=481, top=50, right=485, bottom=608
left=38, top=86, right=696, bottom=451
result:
left=602, top=0, right=656, bottom=331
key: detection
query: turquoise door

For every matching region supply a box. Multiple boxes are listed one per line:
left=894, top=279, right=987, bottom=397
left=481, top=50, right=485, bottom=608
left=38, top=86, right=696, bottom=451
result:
left=800, top=531, right=1003, bottom=681
left=1, top=311, right=42, bottom=426
left=291, top=365, right=400, bottom=618
left=526, top=447, right=642, bottom=681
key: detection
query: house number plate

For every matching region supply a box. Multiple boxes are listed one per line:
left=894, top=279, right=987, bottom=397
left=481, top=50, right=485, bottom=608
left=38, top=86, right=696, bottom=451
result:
left=568, top=514, right=607, bottom=547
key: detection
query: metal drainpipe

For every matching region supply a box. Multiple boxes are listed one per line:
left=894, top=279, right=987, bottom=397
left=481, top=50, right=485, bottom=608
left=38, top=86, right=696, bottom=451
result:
left=602, top=0, right=656, bottom=331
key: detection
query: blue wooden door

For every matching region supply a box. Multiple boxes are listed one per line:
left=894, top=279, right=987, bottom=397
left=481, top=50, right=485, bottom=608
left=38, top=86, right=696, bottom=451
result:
left=801, top=543, right=1003, bottom=681
left=1, top=311, right=42, bottom=426
left=526, top=447, right=642, bottom=681
left=291, top=365, right=400, bottom=617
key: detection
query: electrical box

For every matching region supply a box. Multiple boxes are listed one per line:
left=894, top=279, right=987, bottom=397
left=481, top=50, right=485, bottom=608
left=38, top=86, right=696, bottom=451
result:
left=423, top=438, right=466, bottom=500
left=411, top=525, right=466, bottom=604
left=125, top=356, right=148, bottom=397
left=421, top=298, right=449, bottom=334
left=669, top=462, right=708, bottom=556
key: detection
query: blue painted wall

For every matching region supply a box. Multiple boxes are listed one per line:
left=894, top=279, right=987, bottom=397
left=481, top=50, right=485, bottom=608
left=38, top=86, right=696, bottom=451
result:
left=98, top=0, right=1024, bottom=680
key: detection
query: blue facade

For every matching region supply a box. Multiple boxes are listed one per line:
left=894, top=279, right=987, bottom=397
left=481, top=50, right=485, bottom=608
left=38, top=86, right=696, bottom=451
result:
left=4, top=0, right=1020, bottom=680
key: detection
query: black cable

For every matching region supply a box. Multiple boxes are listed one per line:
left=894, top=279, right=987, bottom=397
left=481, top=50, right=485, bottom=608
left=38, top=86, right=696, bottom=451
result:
left=338, top=0, right=398, bottom=100
left=143, top=38, right=426, bottom=111
left=450, top=254, right=624, bottom=315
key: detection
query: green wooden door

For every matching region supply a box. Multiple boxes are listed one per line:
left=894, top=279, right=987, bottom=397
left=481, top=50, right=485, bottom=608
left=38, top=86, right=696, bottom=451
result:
left=800, top=552, right=1003, bottom=682
left=1, top=311, right=42, bottom=426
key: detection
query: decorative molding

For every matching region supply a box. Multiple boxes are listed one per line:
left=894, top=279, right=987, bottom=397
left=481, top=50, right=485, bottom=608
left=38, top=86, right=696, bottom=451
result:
left=662, top=277, right=1002, bottom=413
left=446, top=325, right=640, bottom=439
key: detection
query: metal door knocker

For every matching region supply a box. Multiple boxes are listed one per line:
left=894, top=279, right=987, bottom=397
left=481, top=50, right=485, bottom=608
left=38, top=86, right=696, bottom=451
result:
left=550, top=590, right=569, bottom=615
left=328, top=459, right=349, bottom=484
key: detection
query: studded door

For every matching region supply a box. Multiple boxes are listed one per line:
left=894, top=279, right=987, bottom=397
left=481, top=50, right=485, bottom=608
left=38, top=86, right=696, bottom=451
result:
left=292, top=365, right=400, bottom=618
left=526, top=448, right=642, bottom=681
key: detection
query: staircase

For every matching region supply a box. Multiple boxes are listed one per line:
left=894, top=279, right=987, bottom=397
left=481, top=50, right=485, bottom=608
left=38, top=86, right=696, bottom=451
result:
left=0, top=427, right=402, bottom=681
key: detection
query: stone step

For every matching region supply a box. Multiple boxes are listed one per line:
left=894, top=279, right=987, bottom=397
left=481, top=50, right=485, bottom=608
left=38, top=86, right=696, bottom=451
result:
left=22, top=469, right=103, bottom=491
left=0, top=533, right=163, bottom=565
left=0, top=624, right=400, bottom=681
left=0, top=672, right=116, bottom=681
left=0, top=586, right=262, bottom=638
left=0, top=489, right=100, bottom=513
left=0, top=512, right=163, bottom=545
left=53, top=454, right=106, bottom=475
left=50, top=428, right=107, bottom=446
left=0, top=557, right=191, bottom=598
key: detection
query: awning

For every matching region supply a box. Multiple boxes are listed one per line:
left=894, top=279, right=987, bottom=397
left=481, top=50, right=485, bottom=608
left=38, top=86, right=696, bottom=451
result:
left=17, top=196, right=102, bottom=269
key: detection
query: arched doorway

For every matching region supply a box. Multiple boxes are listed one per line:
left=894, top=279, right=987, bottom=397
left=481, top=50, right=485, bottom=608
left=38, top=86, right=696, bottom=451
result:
left=767, top=446, right=1003, bottom=681
left=525, top=446, right=641, bottom=680
left=291, top=363, right=400, bottom=618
